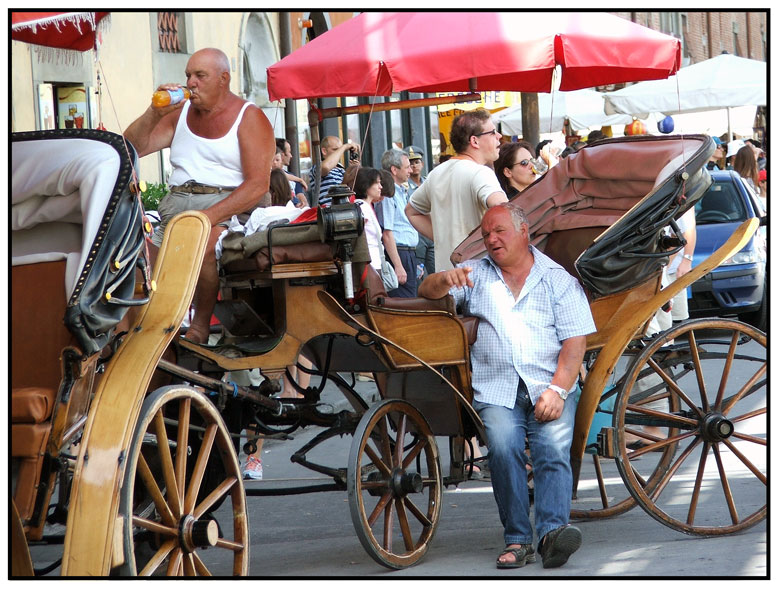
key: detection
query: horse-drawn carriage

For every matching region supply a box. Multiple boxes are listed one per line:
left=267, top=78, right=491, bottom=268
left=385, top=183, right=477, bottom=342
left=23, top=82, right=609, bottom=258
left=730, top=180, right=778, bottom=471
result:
left=11, top=129, right=766, bottom=576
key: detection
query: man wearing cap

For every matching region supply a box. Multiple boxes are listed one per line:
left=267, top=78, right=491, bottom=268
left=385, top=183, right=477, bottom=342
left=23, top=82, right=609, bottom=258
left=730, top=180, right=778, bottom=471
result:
left=405, top=145, right=435, bottom=278
left=379, top=148, right=418, bottom=297
left=405, top=108, right=507, bottom=272
left=707, top=137, right=725, bottom=170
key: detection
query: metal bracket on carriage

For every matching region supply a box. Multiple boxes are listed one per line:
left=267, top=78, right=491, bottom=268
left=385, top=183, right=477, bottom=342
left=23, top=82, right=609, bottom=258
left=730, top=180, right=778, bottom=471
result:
left=156, top=359, right=283, bottom=415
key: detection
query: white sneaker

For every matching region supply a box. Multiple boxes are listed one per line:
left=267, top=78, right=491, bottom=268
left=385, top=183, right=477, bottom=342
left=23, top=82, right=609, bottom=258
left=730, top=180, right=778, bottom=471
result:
left=242, top=456, right=263, bottom=480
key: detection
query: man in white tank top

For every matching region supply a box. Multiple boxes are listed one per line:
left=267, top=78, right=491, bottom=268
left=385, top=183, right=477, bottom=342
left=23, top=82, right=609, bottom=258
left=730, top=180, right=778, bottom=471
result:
left=124, top=47, right=275, bottom=343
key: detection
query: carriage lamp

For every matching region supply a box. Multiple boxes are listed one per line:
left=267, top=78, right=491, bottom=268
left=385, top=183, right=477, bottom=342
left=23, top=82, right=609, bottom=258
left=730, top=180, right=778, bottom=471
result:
left=317, top=185, right=365, bottom=299
left=317, top=184, right=364, bottom=242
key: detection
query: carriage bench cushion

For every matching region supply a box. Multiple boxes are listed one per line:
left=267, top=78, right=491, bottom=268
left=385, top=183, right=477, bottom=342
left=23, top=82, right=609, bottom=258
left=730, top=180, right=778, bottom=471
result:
left=11, top=387, right=57, bottom=424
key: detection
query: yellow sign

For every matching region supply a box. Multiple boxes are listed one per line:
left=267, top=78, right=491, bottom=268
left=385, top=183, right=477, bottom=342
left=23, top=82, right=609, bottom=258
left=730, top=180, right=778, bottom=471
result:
left=436, top=92, right=520, bottom=155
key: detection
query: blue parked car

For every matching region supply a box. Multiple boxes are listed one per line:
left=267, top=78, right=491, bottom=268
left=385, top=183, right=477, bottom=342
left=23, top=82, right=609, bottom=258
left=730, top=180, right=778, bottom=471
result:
left=687, top=169, right=767, bottom=330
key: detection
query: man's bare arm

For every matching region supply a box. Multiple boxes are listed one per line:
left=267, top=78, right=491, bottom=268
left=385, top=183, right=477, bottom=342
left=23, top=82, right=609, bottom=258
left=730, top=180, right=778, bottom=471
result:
left=320, top=143, right=357, bottom=177
left=123, top=86, right=185, bottom=157
left=534, top=335, right=587, bottom=423
left=405, top=202, right=433, bottom=240
left=417, top=267, right=473, bottom=299
left=382, top=229, right=407, bottom=285
left=486, top=190, right=509, bottom=208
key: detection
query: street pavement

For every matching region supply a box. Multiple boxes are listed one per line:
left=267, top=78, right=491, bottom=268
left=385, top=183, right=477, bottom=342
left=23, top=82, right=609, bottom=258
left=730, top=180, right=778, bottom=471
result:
left=236, top=376, right=768, bottom=579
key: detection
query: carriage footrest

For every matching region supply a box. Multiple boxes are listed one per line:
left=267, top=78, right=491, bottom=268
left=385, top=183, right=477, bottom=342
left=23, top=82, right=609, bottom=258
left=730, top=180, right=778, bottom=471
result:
left=596, top=427, right=616, bottom=458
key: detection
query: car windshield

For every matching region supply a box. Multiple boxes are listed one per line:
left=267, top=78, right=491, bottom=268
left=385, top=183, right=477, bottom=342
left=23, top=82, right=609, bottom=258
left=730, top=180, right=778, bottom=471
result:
left=694, top=181, right=748, bottom=225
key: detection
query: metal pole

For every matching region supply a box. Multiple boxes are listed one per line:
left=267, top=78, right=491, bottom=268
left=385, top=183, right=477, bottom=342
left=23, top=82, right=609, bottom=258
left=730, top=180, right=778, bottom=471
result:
left=278, top=13, right=300, bottom=176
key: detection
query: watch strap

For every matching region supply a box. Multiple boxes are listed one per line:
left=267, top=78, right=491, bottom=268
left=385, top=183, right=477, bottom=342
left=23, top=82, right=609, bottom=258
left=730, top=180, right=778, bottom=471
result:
left=549, top=384, right=568, bottom=400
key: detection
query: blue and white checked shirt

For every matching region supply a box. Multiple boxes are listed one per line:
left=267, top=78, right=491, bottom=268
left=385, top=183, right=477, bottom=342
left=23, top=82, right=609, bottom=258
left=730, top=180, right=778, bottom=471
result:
left=450, top=246, right=596, bottom=408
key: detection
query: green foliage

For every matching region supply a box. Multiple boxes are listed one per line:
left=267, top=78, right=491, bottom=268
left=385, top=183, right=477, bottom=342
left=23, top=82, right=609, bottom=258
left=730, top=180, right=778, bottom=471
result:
left=140, top=182, right=168, bottom=211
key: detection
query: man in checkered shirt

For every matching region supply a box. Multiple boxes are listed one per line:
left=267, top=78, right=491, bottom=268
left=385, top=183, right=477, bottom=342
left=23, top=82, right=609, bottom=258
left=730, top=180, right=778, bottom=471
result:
left=418, top=202, right=595, bottom=570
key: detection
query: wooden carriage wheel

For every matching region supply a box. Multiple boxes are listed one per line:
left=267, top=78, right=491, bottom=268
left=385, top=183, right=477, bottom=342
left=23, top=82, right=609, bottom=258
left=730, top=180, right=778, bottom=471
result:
left=571, top=360, right=680, bottom=521
left=347, top=399, right=442, bottom=569
left=117, top=386, right=249, bottom=576
left=614, top=319, right=766, bottom=535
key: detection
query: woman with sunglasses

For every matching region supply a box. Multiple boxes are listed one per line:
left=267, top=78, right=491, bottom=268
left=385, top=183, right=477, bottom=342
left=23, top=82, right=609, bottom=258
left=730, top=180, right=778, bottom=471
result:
left=495, top=141, right=537, bottom=199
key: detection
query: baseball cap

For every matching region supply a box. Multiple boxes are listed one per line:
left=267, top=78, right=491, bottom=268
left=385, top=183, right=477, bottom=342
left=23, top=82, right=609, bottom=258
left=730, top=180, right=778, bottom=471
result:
left=726, top=140, right=746, bottom=158
left=711, top=136, right=723, bottom=146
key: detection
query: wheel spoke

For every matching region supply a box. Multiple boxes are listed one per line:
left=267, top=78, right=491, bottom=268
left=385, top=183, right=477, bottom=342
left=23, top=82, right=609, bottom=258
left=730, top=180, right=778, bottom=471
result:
left=215, top=537, right=245, bottom=552
left=184, top=423, right=217, bottom=515
left=646, top=357, right=703, bottom=418
left=137, top=452, right=177, bottom=526
left=139, top=538, right=176, bottom=576
left=730, top=406, right=766, bottom=424
left=166, top=547, right=182, bottom=576
left=193, top=476, right=238, bottom=519
left=402, top=439, right=427, bottom=470
left=395, top=498, right=415, bottom=552
left=403, top=496, right=433, bottom=528
left=383, top=500, right=394, bottom=551
left=183, top=552, right=197, bottom=576
left=649, top=436, right=701, bottom=502
left=378, top=415, right=393, bottom=467
left=191, top=550, right=212, bottom=576
left=175, top=397, right=191, bottom=505
left=364, top=443, right=392, bottom=477
left=366, top=492, right=393, bottom=527
left=154, top=410, right=182, bottom=517
left=686, top=330, right=710, bottom=412
left=721, top=438, right=767, bottom=485
left=394, top=414, right=407, bottom=467
left=686, top=442, right=709, bottom=525
left=712, top=445, right=740, bottom=525
left=714, top=330, right=740, bottom=408
left=132, top=514, right=177, bottom=537
left=731, top=431, right=766, bottom=446
left=721, top=362, right=767, bottom=415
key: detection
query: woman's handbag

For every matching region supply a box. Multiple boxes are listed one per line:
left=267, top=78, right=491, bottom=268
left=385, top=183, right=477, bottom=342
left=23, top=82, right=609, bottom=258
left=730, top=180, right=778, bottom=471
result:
left=380, top=258, right=398, bottom=291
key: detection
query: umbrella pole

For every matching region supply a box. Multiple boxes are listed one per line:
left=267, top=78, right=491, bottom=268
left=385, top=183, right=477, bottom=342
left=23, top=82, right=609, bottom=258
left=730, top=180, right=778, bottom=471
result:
left=727, top=107, right=732, bottom=141
left=308, top=104, right=323, bottom=201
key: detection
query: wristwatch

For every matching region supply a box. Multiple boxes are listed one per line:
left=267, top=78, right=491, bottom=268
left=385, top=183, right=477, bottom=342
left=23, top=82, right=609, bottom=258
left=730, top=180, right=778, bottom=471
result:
left=548, top=384, right=569, bottom=400
left=682, top=254, right=694, bottom=261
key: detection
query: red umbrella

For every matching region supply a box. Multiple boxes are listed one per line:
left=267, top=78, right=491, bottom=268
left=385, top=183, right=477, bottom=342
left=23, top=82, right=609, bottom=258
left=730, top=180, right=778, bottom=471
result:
left=11, top=12, right=109, bottom=51
left=267, top=12, right=681, bottom=101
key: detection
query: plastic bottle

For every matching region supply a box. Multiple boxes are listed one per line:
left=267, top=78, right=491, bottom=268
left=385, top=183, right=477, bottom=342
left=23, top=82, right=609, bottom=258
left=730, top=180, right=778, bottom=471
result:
left=151, top=87, right=191, bottom=108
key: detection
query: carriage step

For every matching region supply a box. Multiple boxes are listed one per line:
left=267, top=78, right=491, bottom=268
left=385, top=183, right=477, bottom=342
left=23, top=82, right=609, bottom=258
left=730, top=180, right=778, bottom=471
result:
left=596, top=427, right=616, bottom=458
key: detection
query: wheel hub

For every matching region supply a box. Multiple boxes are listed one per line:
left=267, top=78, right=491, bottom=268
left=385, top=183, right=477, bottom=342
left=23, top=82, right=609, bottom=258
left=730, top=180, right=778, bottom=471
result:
left=701, top=412, right=734, bottom=443
left=179, top=514, right=219, bottom=553
left=390, top=468, right=423, bottom=497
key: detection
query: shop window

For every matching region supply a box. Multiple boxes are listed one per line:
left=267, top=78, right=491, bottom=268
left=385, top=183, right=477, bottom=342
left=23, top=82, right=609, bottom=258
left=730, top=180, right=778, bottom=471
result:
left=38, top=83, right=91, bottom=130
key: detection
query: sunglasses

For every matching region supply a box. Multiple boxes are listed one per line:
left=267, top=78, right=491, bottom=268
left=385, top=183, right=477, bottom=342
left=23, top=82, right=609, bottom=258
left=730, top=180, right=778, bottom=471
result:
left=512, top=159, right=532, bottom=168
left=473, top=128, right=500, bottom=138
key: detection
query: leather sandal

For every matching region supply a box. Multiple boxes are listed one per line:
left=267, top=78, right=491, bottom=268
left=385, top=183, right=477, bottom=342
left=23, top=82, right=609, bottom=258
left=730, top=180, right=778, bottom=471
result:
left=496, top=544, right=536, bottom=569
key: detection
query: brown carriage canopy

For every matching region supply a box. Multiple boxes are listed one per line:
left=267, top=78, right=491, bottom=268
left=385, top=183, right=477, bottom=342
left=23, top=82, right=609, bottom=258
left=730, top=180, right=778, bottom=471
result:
left=450, top=134, right=714, bottom=298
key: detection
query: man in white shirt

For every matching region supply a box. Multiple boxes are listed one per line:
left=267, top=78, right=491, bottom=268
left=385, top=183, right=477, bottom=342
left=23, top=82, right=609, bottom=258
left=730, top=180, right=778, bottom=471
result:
left=405, top=108, right=507, bottom=271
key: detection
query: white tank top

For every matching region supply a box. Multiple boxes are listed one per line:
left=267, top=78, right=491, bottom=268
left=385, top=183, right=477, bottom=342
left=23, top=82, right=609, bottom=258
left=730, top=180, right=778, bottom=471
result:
left=168, top=99, right=251, bottom=187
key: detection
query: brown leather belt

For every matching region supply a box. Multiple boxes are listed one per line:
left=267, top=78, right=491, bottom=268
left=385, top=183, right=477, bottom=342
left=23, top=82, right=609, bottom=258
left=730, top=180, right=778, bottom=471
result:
left=169, top=180, right=238, bottom=194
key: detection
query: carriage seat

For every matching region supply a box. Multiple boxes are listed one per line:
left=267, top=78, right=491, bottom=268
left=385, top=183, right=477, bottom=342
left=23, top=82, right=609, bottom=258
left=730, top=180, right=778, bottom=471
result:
left=11, top=259, right=74, bottom=524
left=367, top=265, right=479, bottom=345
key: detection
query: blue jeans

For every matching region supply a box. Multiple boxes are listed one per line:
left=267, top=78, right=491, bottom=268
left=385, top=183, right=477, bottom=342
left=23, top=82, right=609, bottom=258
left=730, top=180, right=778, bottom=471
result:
left=474, top=382, right=577, bottom=546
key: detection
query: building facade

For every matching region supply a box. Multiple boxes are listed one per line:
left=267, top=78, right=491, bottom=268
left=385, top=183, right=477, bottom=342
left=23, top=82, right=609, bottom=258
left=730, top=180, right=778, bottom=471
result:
left=10, top=11, right=767, bottom=185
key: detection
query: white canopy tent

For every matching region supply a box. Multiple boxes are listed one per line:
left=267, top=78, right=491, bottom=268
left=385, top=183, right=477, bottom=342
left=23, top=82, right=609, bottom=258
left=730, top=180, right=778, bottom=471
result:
left=603, top=54, right=765, bottom=139
left=493, top=88, right=636, bottom=135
